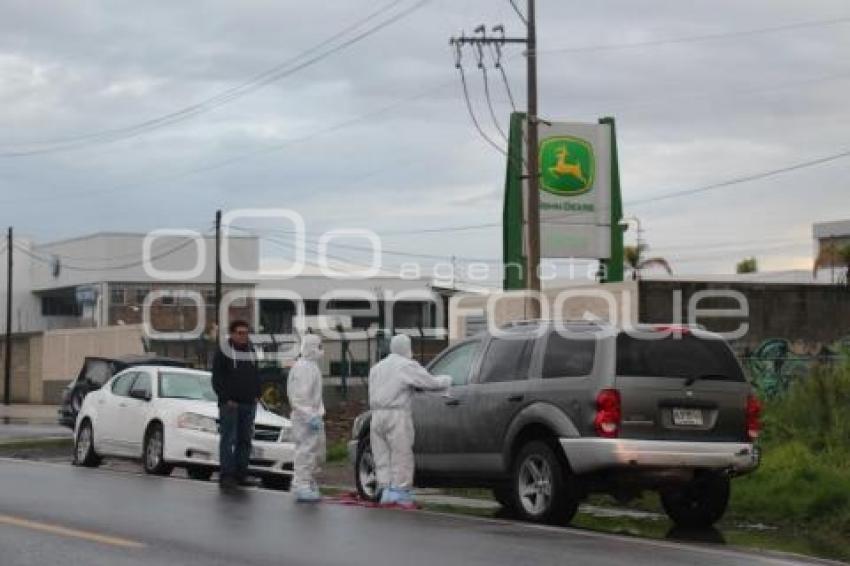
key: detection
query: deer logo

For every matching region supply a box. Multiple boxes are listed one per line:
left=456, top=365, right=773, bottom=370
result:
left=540, top=136, right=595, bottom=196
left=549, top=145, right=587, bottom=185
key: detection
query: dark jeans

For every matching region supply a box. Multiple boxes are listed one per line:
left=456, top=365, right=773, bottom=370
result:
left=219, top=402, right=256, bottom=481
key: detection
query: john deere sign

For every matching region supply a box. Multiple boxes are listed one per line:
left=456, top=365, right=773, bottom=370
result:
left=539, top=136, right=595, bottom=196
left=502, top=114, right=624, bottom=289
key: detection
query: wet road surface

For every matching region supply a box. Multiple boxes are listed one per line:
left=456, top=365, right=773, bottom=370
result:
left=0, top=422, right=71, bottom=441
left=0, top=458, right=835, bottom=566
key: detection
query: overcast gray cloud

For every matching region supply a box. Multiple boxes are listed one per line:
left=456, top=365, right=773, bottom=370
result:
left=0, top=0, right=848, bottom=280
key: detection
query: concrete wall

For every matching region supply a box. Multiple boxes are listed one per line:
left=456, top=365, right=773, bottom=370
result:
left=0, top=333, right=39, bottom=403
left=37, top=325, right=147, bottom=403
left=448, top=281, right=639, bottom=341
left=638, top=280, right=850, bottom=353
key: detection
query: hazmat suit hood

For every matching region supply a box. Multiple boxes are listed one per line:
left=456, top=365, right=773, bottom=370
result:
left=300, top=335, right=324, bottom=362
left=389, top=334, right=413, bottom=359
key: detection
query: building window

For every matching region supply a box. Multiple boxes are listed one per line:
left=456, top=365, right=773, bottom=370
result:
left=110, top=287, right=127, bottom=305
left=135, top=288, right=149, bottom=305
left=41, top=296, right=81, bottom=316
left=160, top=294, right=175, bottom=306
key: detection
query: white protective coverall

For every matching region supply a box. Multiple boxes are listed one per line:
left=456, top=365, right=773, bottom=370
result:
left=287, top=335, right=326, bottom=493
left=369, top=334, right=452, bottom=492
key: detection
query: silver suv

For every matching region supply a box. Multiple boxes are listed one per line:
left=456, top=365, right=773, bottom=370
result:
left=349, top=321, right=761, bottom=527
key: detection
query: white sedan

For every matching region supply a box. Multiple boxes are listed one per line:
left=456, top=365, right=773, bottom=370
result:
left=74, top=366, right=295, bottom=489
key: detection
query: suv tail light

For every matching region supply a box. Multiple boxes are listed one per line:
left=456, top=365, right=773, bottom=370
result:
left=594, top=389, right=622, bottom=438
left=746, top=394, right=762, bottom=441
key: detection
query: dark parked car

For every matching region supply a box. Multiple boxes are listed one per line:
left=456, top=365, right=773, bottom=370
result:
left=58, top=354, right=187, bottom=428
left=350, top=321, right=761, bottom=527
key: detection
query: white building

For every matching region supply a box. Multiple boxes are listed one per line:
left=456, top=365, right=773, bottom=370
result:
left=1, top=232, right=258, bottom=333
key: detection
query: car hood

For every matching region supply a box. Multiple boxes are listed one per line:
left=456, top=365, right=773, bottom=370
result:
left=156, top=399, right=290, bottom=427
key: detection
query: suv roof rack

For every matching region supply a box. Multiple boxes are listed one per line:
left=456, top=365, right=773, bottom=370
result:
left=500, top=319, right=610, bottom=329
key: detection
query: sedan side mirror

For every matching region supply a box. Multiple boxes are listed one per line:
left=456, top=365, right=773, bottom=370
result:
left=129, top=389, right=151, bottom=401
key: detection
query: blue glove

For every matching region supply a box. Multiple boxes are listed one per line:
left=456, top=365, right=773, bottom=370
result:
left=308, top=415, right=323, bottom=432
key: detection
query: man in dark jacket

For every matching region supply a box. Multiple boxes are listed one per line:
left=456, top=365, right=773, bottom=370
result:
left=212, top=320, right=261, bottom=489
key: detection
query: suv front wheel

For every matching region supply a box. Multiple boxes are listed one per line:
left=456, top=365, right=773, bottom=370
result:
left=511, top=440, right=579, bottom=525
left=355, top=436, right=379, bottom=502
left=660, top=471, right=730, bottom=528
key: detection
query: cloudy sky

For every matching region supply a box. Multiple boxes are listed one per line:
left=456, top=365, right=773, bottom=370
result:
left=0, top=0, right=848, bottom=283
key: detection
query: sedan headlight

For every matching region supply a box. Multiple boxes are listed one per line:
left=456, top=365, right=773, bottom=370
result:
left=279, top=424, right=294, bottom=443
left=177, top=413, right=218, bottom=434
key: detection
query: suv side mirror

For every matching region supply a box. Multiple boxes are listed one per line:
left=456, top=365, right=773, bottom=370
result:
left=129, top=389, right=151, bottom=401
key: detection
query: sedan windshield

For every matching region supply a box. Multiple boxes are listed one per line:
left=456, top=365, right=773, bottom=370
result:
left=158, top=372, right=217, bottom=402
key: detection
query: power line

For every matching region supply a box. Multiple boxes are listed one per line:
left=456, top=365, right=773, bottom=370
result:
left=508, top=0, right=527, bottom=25
left=0, top=80, right=454, bottom=206
left=629, top=147, right=850, bottom=207
left=481, top=65, right=509, bottom=142
left=539, top=14, right=850, bottom=55
left=0, top=0, right=433, bottom=157
left=15, top=232, right=211, bottom=271
left=488, top=44, right=518, bottom=112
left=230, top=225, right=501, bottom=264
left=455, top=57, right=508, bottom=156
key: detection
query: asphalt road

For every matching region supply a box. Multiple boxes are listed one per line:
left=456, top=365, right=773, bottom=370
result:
left=0, top=458, right=835, bottom=566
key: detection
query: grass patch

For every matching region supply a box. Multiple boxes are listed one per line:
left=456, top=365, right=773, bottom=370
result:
left=730, top=360, right=850, bottom=538
left=326, top=440, right=349, bottom=463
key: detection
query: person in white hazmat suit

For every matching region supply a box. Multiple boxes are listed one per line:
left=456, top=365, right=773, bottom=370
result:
left=287, top=334, right=326, bottom=503
left=369, top=334, right=452, bottom=507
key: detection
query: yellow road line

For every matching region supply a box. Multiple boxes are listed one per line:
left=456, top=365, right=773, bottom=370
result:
left=0, top=514, right=145, bottom=549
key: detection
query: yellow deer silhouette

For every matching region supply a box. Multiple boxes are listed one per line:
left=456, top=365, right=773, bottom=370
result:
left=549, top=145, right=587, bottom=184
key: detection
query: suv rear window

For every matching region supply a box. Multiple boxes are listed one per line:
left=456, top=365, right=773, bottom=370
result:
left=616, top=333, right=745, bottom=381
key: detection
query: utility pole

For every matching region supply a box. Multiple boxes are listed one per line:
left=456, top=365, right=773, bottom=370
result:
left=524, top=0, right=541, bottom=319
left=4, top=227, right=12, bottom=405
left=450, top=0, right=541, bottom=318
left=214, top=210, right=222, bottom=347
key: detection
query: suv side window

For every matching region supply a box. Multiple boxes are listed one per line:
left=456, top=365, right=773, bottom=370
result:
left=542, top=332, right=596, bottom=378
left=429, top=341, right=481, bottom=386
left=478, top=338, right=535, bottom=383
left=111, top=372, right=138, bottom=397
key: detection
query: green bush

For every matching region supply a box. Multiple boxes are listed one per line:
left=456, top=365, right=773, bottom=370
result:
left=731, top=360, right=850, bottom=535
left=762, top=360, right=850, bottom=453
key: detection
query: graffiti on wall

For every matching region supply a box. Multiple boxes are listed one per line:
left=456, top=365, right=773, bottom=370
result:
left=744, top=336, right=850, bottom=399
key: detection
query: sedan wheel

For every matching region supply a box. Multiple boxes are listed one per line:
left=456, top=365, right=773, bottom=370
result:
left=143, top=425, right=173, bottom=476
left=74, top=420, right=101, bottom=468
left=355, top=437, right=379, bottom=501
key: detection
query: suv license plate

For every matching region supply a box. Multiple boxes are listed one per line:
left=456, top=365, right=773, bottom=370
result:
left=251, top=447, right=265, bottom=459
left=672, top=408, right=703, bottom=426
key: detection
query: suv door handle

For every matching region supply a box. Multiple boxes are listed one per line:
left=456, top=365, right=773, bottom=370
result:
left=118, top=402, right=128, bottom=408
left=507, top=394, right=524, bottom=403
left=445, top=398, right=461, bottom=406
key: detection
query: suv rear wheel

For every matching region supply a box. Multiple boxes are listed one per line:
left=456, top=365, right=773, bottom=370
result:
left=660, top=471, right=730, bottom=528
left=511, top=440, right=579, bottom=525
